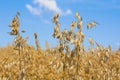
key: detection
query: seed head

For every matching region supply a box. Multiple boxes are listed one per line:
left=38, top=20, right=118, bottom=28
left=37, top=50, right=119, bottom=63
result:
left=88, top=37, right=94, bottom=45
left=75, top=12, right=79, bottom=17
left=87, top=21, right=98, bottom=29
left=70, top=21, right=76, bottom=27
left=52, top=13, right=59, bottom=23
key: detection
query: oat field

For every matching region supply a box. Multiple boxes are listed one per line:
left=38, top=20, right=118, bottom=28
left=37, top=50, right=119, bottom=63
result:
left=0, top=12, right=120, bottom=80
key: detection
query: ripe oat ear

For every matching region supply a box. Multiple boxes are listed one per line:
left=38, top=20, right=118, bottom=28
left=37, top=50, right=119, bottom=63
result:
left=21, top=30, right=26, bottom=33
left=17, top=12, right=20, bottom=16
left=34, top=32, right=41, bottom=50
left=87, top=20, right=98, bottom=29
left=52, top=13, right=59, bottom=23
left=70, top=21, right=76, bottom=27
left=8, top=12, right=20, bottom=35
left=88, top=37, right=94, bottom=45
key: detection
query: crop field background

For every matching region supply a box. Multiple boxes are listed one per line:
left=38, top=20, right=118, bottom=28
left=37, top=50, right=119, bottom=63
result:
left=0, top=0, right=120, bottom=80
left=0, top=12, right=120, bottom=80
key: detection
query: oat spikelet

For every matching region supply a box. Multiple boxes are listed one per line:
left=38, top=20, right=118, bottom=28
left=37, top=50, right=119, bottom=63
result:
left=21, top=30, right=26, bottom=33
left=87, top=21, right=98, bottom=29
left=9, top=13, right=20, bottom=35
left=80, top=31, right=84, bottom=43
left=75, top=12, right=79, bottom=18
left=34, top=33, right=41, bottom=50
left=70, top=21, right=76, bottom=28
left=88, top=37, right=94, bottom=45
left=52, top=13, right=59, bottom=23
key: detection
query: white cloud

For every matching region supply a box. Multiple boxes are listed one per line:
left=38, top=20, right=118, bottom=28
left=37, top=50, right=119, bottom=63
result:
left=34, top=0, right=62, bottom=14
left=26, top=0, right=72, bottom=16
left=26, top=4, right=41, bottom=15
left=65, top=9, right=72, bottom=15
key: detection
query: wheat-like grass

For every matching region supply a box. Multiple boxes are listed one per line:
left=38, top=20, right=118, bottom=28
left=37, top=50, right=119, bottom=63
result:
left=0, top=12, right=120, bottom=80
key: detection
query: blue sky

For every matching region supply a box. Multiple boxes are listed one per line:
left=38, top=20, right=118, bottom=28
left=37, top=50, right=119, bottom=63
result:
left=0, top=0, right=120, bottom=50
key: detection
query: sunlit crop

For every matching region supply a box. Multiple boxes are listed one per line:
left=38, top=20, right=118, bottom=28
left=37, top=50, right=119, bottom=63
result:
left=0, top=12, right=120, bottom=80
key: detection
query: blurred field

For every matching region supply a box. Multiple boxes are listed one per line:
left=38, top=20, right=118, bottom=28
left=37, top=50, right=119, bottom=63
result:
left=0, top=45, right=120, bottom=80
